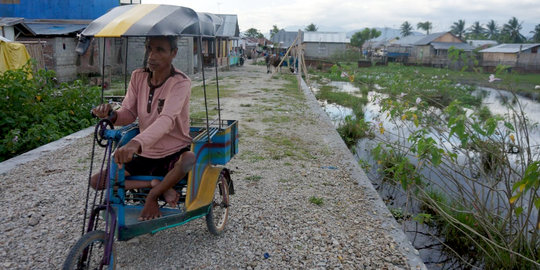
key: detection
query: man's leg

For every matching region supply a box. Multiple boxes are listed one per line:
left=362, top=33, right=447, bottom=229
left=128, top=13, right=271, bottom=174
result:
left=139, top=151, right=196, bottom=221
left=91, top=169, right=152, bottom=190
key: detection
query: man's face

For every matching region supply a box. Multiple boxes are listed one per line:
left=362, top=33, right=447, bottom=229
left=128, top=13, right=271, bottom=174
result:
left=146, top=37, right=177, bottom=73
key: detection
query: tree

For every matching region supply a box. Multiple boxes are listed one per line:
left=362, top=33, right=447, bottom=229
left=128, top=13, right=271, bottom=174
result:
left=486, top=20, right=499, bottom=40
left=244, top=28, right=264, bottom=38
left=400, top=21, right=413, bottom=37
left=530, top=24, right=540, bottom=42
left=305, top=23, right=318, bottom=32
left=417, top=21, right=432, bottom=35
left=270, top=25, right=281, bottom=39
left=468, top=21, right=486, bottom=39
left=350, top=28, right=381, bottom=48
left=502, top=17, right=525, bottom=43
left=450, top=19, right=466, bottom=39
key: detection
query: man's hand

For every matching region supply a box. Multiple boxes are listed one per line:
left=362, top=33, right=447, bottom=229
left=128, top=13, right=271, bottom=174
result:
left=114, top=140, right=142, bottom=165
left=91, top=103, right=113, bottom=119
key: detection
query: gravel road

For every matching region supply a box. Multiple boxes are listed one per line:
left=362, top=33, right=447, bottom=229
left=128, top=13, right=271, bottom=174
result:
left=0, top=64, right=425, bottom=269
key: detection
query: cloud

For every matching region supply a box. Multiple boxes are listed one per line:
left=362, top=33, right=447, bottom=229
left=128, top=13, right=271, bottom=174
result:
left=142, top=0, right=539, bottom=34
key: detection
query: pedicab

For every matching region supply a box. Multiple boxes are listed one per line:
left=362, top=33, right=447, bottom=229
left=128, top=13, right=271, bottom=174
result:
left=63, top=5, right=238, bottom=269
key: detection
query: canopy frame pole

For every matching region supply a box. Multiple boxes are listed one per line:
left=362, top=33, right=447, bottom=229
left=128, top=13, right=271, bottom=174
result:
left=199, top=36, right=211, bottom=143
left=214, top=38, right=222, bottom=129
left=101, top=38, right=106, bottom=103
left=124, top=37, right=129, bottom=95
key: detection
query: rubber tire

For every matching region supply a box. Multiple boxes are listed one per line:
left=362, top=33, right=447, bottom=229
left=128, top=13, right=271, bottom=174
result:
left=63, top=230, right=115, bottom=270
left=206, top=173, right=230, bottom=235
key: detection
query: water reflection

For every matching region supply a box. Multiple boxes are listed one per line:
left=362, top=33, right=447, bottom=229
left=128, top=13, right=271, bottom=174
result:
left=312, top=80, right=540, bottom=269
left=319, top=101, right=353, bottom=126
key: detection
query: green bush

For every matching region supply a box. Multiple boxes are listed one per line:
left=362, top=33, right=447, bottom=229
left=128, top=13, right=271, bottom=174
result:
left=0, top=61, right=100, bottom=161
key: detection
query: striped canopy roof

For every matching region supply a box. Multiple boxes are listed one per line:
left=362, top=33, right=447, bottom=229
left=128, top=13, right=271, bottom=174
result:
left=81, top=4, right=221, bottom=38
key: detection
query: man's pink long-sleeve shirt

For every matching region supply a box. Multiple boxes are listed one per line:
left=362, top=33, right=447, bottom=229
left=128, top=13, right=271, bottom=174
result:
left=115, top=68, right=191, bottom=158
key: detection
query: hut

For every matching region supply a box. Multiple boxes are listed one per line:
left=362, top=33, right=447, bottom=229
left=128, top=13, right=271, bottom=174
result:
left=302, top=31, right=350, bottom=60
left=409, top=32, right=473, bottom=67
left=479, top=43, right=540, bottom=72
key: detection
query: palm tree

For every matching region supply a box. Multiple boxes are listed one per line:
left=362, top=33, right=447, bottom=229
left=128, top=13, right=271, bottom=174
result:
left=467, top=21, right=485, bottom=39
left=450, top=19, right=466, bottom=39
left=530, top=24, right=540, bottom=42
left=417, top=21, right=432, bottom=35
left=305, top=23, right=318, bottom=32
left=486, top=20, right=499, bottom=40
left=400, top=21, right=413, bottom=37
left=502, top=17, right=525, bottom=43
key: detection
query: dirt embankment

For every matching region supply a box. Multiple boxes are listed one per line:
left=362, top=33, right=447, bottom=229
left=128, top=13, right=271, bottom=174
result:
left=0, top=64, right=424, bottom=269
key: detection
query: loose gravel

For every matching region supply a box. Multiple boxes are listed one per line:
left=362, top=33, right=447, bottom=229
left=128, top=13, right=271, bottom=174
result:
left=0, top=64, right=425, bottom=269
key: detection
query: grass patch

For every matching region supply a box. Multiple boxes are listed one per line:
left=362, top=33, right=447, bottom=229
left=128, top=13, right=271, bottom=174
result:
left=244, top=175, right=262, bottom=181
left=309, top=196, right=324, bottom=206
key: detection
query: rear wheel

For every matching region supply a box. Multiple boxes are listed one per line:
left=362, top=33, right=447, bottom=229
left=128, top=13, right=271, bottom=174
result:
left=206, top=172, right=230, bottom=235
left=63, top=230, right=115, bottom=270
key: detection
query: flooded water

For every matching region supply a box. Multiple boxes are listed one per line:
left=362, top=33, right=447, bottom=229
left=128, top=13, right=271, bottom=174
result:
left=311, top=81, right=540, bottom=269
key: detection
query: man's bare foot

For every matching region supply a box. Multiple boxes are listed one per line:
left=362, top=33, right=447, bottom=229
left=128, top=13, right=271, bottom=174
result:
left=150, top=179, right=180, bottom=208
left=138, top=197, right=161, bottom=221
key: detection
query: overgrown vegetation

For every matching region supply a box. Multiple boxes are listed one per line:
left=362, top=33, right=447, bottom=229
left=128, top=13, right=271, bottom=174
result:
left=312, top=61, right=540, bottom=268
left=0, top=62, right=100, bottom=161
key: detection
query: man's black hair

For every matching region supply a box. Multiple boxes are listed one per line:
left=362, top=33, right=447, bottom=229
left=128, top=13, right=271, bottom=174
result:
left=145, top=36, right=178, bottom=51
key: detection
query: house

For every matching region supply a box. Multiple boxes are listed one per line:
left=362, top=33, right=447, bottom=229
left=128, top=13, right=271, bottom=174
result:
left=386, top=35, right=425, bottom=61
left=240, top=37, right=271, bottom=59
left=479, top=43, right=540, bottom=72
left=271, top=29, right=302, bottom=52
left=409, top=32, right=474, bottom=67
left=0, top=0, right=119, bottom=20
left=14, top=19, right=93, bottom=81
left=1, top=0, right=121, bottom=81
left=303, top=31, right=350, bottom=60
left=215, top=14, right=240, bottom=68
left=362, top=38, right=397, bottom=57
left=0, top=17, right=34, bottom=41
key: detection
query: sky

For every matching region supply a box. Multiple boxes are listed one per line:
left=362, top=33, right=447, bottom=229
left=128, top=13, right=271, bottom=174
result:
left=142, top=0, right=539, bottom=37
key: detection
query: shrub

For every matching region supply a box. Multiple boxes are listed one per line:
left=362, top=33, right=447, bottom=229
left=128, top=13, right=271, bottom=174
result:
left=0, top=61, right=100, bottom=161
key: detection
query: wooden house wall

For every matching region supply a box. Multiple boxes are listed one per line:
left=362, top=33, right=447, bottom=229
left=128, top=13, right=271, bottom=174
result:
left=433, top=33, right=463, bottom=43
left=481, top=50, right=540, bottom=71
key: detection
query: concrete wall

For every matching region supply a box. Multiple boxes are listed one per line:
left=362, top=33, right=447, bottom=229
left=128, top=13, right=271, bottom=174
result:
left=53, top=37, right=80, bottom=81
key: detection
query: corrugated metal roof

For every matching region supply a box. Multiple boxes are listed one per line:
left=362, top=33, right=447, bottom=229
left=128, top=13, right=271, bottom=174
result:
left=0, top=17, right=24, bottom=26
left=431, top=42, right=473, bottom=51
left=303, top=32, right=349, bottom=43
left=25, top=22, right=87, bottom=35
left=216, top=14, right=239, bottom=37
left=467, top=39, right=498, bottom=48
left=479, top=43, right=540, bottom=53
left=414, top=32, right=449, bottom=45
left=390, top=35, right=425, bottom=46
left=271, top=30, right=302, bottom=48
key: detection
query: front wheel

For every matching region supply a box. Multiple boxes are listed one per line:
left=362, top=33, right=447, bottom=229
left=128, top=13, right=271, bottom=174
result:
left=206, top=172, right=230, bottom=235
left=63, top=230, right=115, bottom=270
